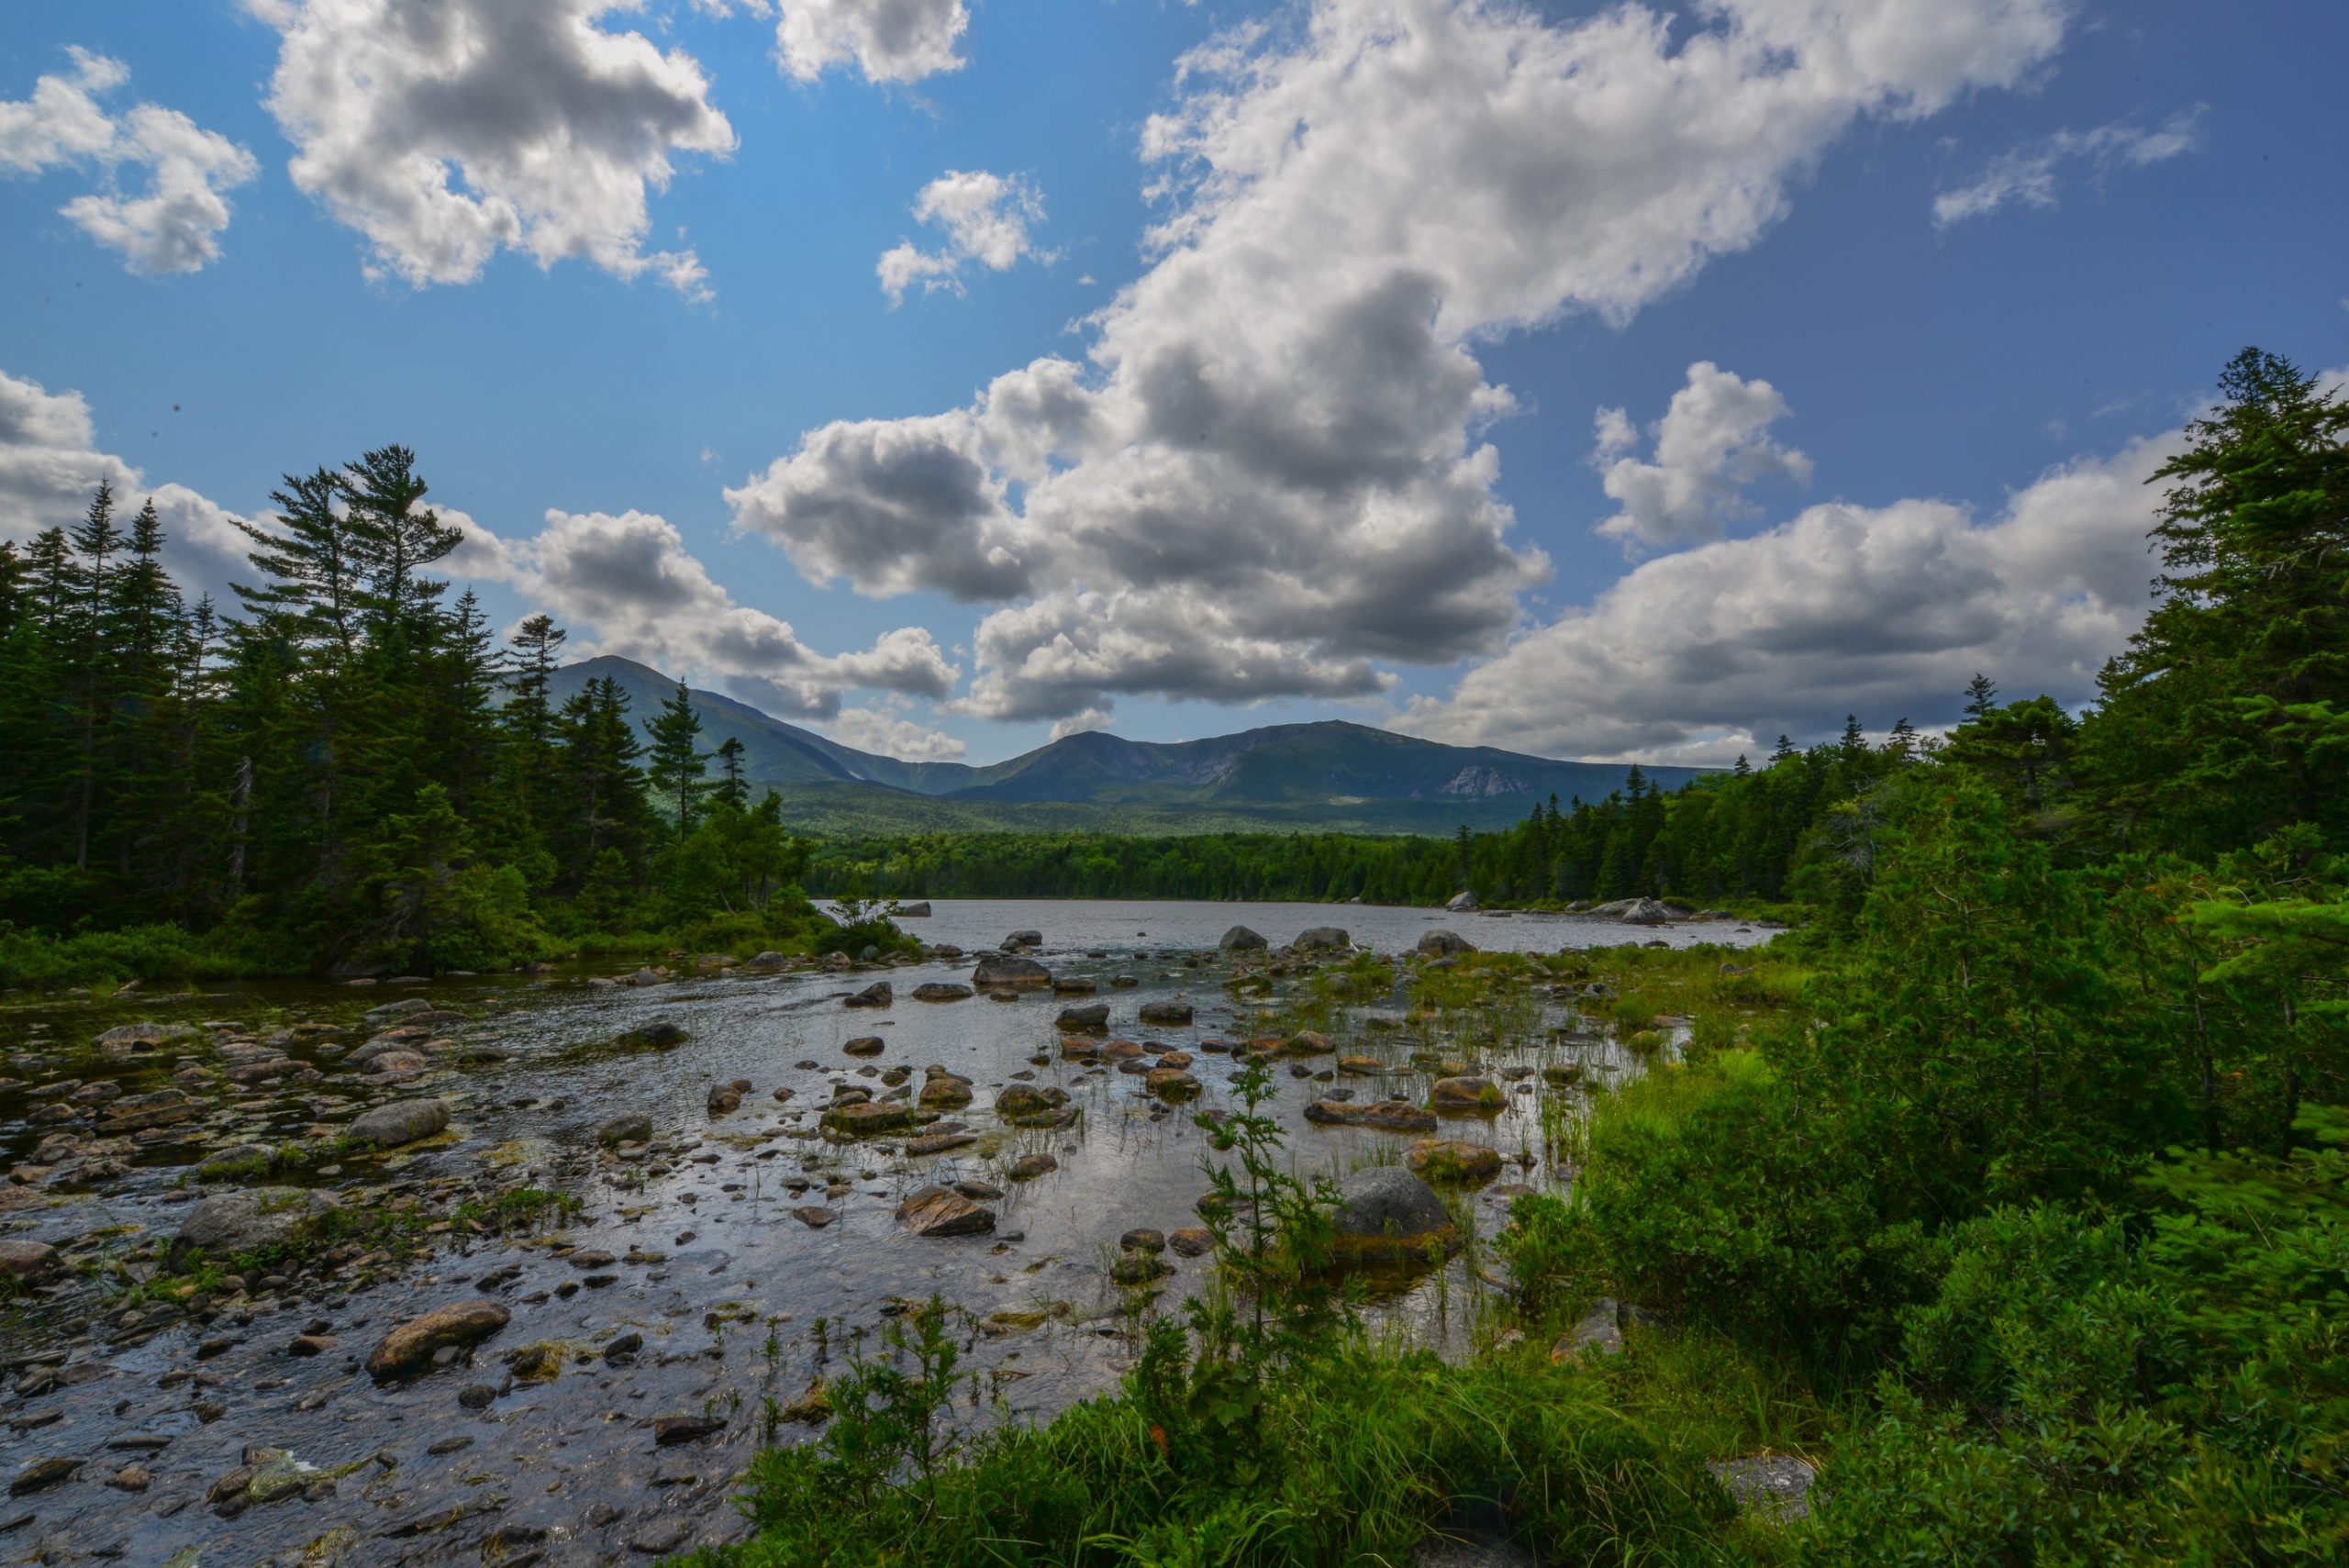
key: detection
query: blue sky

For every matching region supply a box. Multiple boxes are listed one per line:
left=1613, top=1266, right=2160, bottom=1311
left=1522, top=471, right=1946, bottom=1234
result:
left=3, top=1, right=2343, bottom=766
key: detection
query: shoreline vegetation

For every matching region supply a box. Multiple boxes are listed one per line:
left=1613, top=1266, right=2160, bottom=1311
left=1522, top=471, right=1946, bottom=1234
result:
left=2, top=348, right=2344, bottom=1563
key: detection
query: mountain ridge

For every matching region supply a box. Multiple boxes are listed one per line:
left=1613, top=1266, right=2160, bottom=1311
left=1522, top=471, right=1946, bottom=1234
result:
left=548, top=655, right=1709, bottom=834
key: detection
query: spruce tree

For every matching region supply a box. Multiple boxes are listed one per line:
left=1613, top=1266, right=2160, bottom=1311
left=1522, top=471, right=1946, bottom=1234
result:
left=646, top=679, right=709, bottom=837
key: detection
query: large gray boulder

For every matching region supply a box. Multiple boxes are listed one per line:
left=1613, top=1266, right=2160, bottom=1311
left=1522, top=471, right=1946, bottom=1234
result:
left=172, top=1188, right=333, bottom=1265
left=1329, top=1166, right=1459, bottom=1262
left=1445, top=889, right=1480, bottom=912
left=1002, top=929, right=1043, bottom=950
left=972, top=954, right=1052, bottom=989
left=1054, top=1001, right=1111, bottom=1034
left=347, top=1098, right=450, bottom=1149
left=1291, top=927, right=1352, bottom=951
left=1417, top=929, right=1476, bottom=957
left=1219, top=925, right=1268, bottom=951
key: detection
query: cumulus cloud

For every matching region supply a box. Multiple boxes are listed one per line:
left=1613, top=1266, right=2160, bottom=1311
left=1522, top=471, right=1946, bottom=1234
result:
left=1403, top=432, right=2177, bottom=763
left=0, top=367, right=253, bottom=602
left=249, top=0, right=734, bottom=296
left=729, top=0, right=2072, bottom=721
left=822, top=703, right=967, bottom=761
left=466, top=506, right=959, bottom=718
left=1049, top=707, right=1114, bottom=742
left=1934, top=106, right=2203, bottom=227
left=1595, top=362, right=1812, bottom=550
left=772, top=0, right=968, bottom=84
left=877, top=169, right=1053, bottom=305
left=0, top=47, right=258, bottom=273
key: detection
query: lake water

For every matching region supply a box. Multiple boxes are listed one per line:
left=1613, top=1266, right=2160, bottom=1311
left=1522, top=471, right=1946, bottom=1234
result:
left=0, top=900, right=1774, bottom=1565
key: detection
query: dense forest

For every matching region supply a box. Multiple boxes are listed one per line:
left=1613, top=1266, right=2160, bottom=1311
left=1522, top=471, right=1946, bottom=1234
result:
left=735, top=347, right=2349, bottom=1565
left=0, top=448, right=892, bottom=984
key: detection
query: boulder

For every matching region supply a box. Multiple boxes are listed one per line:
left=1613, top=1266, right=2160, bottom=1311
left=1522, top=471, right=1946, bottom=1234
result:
left=363, top=996, right=435, bottom=1022
left=896, top=902, right=932, bottom=917
left=1002, top=929, right=1043, bottom=950
left=596, top=1112, right=652, bottom=1147
left=1707, top=1455, right=1820, bottom=1522
left=1550, top=1298, right=1625, bottom=1361
left=366, top=1300, right=510, bottom=1381
left=1416, top=929, right=1476, bottom=957
left=0, top=1240, right=60, bottom=1283
left=912, top=983, right=974, bottom=1002
left=1618, top=897, right=1675, bottom=925
left=614, top=1021, right=688, bottom=1051
left=1405, top=1140, right=1504, bottom=1184
left=94, top=1021, right=199, bottom=1056
left=1137, top=1000, right=1194, bottom=1026
left=364, top=1050, right=430, bottom=1077
left=1430, top=1076, right=1505, bottom=1113
left=1219, top=925, right=1269, bottom=951
left=707, top=1084, right=742, bottom=1117
left=347, top=1098, right=451, bottom=1149
left=95, top=1088, right=199, bottom=1134
left=972, top=954, right=1052, bottom=989
left=1006, top=1152, right=1058, bottom=1181
left=822, top=1101, right=917, bottom=1136
left=1283, top=1030, right=1335, bottom=1056
left=1304, top=1099, right=1438, bottom=1132
left=1169, top=1227, right=1215, bottom=1258
left=1329, top=1166, right=1459, bottom=1261
left=1055, top=1001, right=1111, bottom=1034
left=172, top=1187, right=331, bottom=1265
left=918, top=1068, right=974, bottom=1108
left=1446, top=890, right=1480, bottom=912
left=896, top=1185, right=996, bottom=1238
left=844, top=981, right=893, bottom=1009
left=1291, top=927, right=1352, bottom=951
left=1146, top=1068, right=1201, bottom=1101
left=843, top=1036, right=886, bottom=1057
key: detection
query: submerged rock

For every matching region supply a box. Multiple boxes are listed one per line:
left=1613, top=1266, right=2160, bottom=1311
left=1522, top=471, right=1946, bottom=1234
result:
left=367, top=1300, right=510, bottom=1380
left=896, top=1185, right=995, bottom=1238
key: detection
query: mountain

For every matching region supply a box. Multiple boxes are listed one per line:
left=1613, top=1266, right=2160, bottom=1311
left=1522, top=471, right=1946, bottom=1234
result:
left=548, top=655, right=1709, bottom=835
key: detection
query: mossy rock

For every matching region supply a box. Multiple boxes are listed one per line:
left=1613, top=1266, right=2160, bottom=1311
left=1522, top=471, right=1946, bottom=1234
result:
left=1405, top=1139, right=1505, bottom=1184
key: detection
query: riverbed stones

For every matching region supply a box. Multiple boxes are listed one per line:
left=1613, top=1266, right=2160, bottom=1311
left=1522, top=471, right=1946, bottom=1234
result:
left=1330, top=1166, right=1459, bottom=1261
left=1339, top=1055, right=1388, bottom=1076
left=1405, top=1140, right=1504, bottom=1184
left=972, top=954, right=1052, bottom=988
left=896, top=1185, right=995, bottom=1238
left=1146, top=1067, right=1201, bottom=1101
left=1282, top=1029, right=1335, bottom=1056
left=1430, top=1076, right=1505, bottom=1113
left=1054, top=1001, right=1110, bottom=1034
left=842, top=1036, right=885, bottom=1057
left=614, top=1021, right=688, bottom=1051
left=1003, top=929, right=1043, bottom=950
left=1304, top=1098, right=1439, bottom=1132
left=9, top=1457, right=80, bottom=1496
left=907, top=1130, right=977, bottom=1155
left=347, top=1097, right=451, bottom=1148
left=706, top=1084, right=742, bottom=1116
left=823, top=1100, right=917, bottom=1136
left=1417, top=929, right=1475, bottom=957
left=913, top=982, right=974, bottom=1002
left=653, top=1414, right=725, bottom=1445
left=95, top=1021, right=199, bottom=1056
left=1219, top=925, right=1268, bottom=951
left=366, top=1300, right=510, bottom=1380
left=0, top=1240, right=60, bottom=1283
left=1169, top=1227, right=1215, bottom=1257
left=172, top=1187, right=332, bottom=1266
left=1007, top=1152, right=1058, bottom=1181
left=844, top=981, right=893, bottom=1009
left=1137, top=1000, right=1194, bottom=1026
left=918, top=1068, right=974, bottom=1108
left=1292, top=927, right=1352, bottom=951
left=597, top=1112, right=653, bottom=1146
left=93, top=1087, right=200, bottom=1135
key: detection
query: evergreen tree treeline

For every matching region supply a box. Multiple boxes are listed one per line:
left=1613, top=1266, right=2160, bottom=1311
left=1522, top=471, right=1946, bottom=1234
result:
left=0, top=447, right=841, bottom=977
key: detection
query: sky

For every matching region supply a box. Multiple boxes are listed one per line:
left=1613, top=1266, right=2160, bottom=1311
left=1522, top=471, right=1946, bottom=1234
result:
left=2, top=0, right=2343, bottom=768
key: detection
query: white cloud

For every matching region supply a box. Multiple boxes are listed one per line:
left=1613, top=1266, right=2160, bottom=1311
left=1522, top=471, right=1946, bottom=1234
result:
left=877, top=169, right=1053, bottom=305
left=250, top=0, right=734, bottom=296
left=1403, top=431, right=2177, bottom=762
left=730, top=0, right=2072, bottom=721
left=1595, top=361, right=1812, bottom=550
left=466, top=506, right=960, bottom=718
left=0, top=367, right=253, bottom=602
left=0, top=48, right=257, bottom=274
left=1934, top=106, right=2202, bottom=227
left=1049, top=707, right=1113, bottom=742
left=773, top=0, right=969, bottom=84
left=822, top=703, right=967, bottom=761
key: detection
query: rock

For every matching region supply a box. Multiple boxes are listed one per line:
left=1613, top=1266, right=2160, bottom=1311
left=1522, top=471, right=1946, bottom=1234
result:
left=1417, top=929, right=1476, bottom=957
left=1446, top=890, right=1480, bottom=912
left=8, top=1457, right=79, bottom=1496
left=94, top=1021, right=198, bottom=1056
left=1146, top=1067, right=1201, bottom=1101
left=1006, top=1152, right=1058, bottom=1181
left=347, top=1097, right=451, bottom=1148
left=1169, top=1227, right=1215, bottom=1257
left=1283, top=1029, right=1335, bottom=1056
left=624, top=968, right=664, bottom=987
left=1329, top=1166, right=1459, bottom=1261
left=896, top=1185, right=995, bottom=1238
left=992, top=1084, right=1055, bottom=1118
left=1339, top=1054, right=1388, bottom=1076
left=823, top=1101, right=917, bottom=1136
left=1708, top=1455, right=1819, bottom=1521
left=971, top=954, right=1052, bottom=989
left=1002, top=929, right=1043, bottom=950
left=907, top=1130, right=976, bottom=1155
left=615, top=1020, right=688, bottom=1050
left=0, top=1240, right=60, bottom=1283
left=597, top=1112, right=653, bottom=1146
left=1119, top=1228, right=1166, bottom=1253
left=95, top=1088, right=200, bottom=1134
left=844, top=981, right=894, bottom=1009
left=1406, top=1140, right=1504, bottom=1183
left=106, top=1464, right=151, bottom=1493
left=367, top=1300, right=511, bottom=1380
left=842, top=1036, right=886, bottom=1057
left=363, top=996, right=435, bottom=1021
left=1137, top=1000, right=1195, bottom=1026
left=1617, top=897, right=1674, bottom=925
left=458, top=1383, right=497, bottom=1410
left=627, top=1518, right=696, bottom=1554
left=173, top=1188, right=330, bottom=1265
left=918, top=1068, right=974, bottom=1108
left=1551, top=1298, right=1624, bottom=1360
left=913, top=983, right=974, bottom=1002
left=653, top=1414, right=725, bottom=1445
left=896, top=902, right=932, bottom=917
left=364, top=1049, right=431, bottom=1077
left=1304, top=1098, right=1439, bottom=1132
left=1219, top=925, right=1268, bottom=951
left=288, top=1334, right=337, bottom=1357
left=1291, top=927, right=1352, bottom=951
left=1430, top=1077, right=1505, bottom=1113
left=1109, top=1252, right=1171, bottom=1286
left=1055, top=1002, right=1110, bottom=1034
left=706, top=1084, right=742, bottom=1116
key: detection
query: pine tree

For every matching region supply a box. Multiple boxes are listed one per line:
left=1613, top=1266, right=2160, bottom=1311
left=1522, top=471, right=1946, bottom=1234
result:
left=1963, top=673, right=1998, bottom=720
left=713, top=735, right=749, bottom=811
left=646, top=679, right=709, bottom=837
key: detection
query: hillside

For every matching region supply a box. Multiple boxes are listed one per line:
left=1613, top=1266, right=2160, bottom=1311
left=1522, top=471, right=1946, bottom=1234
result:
left=549, top=655, right=1707, bottom=834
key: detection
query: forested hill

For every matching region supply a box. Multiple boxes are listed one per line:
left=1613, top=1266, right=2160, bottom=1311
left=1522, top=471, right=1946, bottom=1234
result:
left=547, top=655, right=1706, bottom=835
